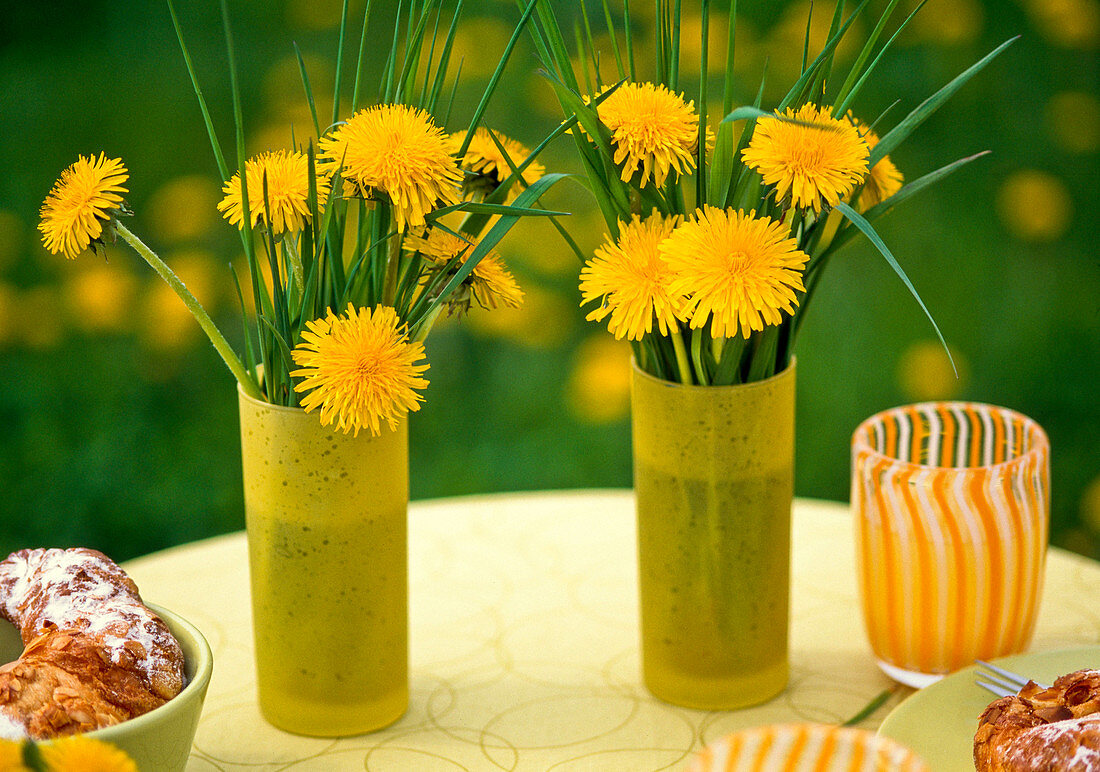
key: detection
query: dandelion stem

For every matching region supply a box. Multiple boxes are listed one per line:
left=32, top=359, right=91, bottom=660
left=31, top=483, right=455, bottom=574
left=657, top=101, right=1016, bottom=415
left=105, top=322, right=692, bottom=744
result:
left=114, top=221, right=263, bottom=400
left=670, top=326, right=693, bottom=384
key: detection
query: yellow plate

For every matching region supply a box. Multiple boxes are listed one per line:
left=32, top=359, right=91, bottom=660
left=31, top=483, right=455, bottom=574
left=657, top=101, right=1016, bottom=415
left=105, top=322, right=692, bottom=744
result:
left=878, top=645, right=1100, bottom=771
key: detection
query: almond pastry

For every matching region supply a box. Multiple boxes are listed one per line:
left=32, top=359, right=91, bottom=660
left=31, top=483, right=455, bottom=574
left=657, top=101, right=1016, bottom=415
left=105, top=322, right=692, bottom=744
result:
left=974, top=669, right=1100, bottom=771
left=0, top=548, right=185, bottom=739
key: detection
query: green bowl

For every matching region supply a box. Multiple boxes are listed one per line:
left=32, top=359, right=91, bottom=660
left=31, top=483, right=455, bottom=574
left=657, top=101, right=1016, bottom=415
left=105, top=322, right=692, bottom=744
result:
left=0, top=603, right=212, bottom=771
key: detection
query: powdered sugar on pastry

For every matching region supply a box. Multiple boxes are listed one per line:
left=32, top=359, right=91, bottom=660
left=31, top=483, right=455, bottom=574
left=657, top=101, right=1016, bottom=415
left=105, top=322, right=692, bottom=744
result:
left=0, top=548, right=178, bottom=686
left=0, top=547, right=185, bottom=739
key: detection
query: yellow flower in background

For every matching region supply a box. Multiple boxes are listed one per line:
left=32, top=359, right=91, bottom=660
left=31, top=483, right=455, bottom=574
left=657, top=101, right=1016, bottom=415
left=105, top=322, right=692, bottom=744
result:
left=318, top=105, right=462, bottom=232
left=845, top=115, right=904, bottom=209
left=449, top=127, right=546, bottom=198
left=897, top=340, right=969, bottom=401
left=596, top=82, right=702, bottom=188
left=64, top=262, right=139, bottom=334
left=38, top=735, right=138, bottom=772
left=742, top=104, right=869, bottom=212
left=1045, top=91, right=1100, bottom=154
left=217, top=149, right=330, bottom=235
left=579, top=211, right=686, bottom=341
left=996, top=169, right=1073, bottom=242
left=38, top=154, right=129, bottom=260
left=404, top=229, right=524, bottom=311
left=660, top=206, right=808, bottom=339
left=291, top=304, right=429, bottom=437
left=567, top=334, right=632, bottom=423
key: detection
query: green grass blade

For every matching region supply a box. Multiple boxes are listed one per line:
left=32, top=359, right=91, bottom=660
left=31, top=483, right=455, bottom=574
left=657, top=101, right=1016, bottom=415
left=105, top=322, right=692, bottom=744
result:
left=456, top=0, right=540, bottom=159
left=827, top=151, right=990, bottom=254
left=441, top=57, right=464, bottom=126
left=294, top=43, right=323, bottom=138
left=810, top=0, right=847, bottom=104
left=623, top=0, right=636, bottom=80
left=778, top=0, right=868, bottom=110
left=871, top=36, right=1018, bottom=165
left=720, top=105, right=771, bottom=123
left=167, top=0, right=230, bottom=181
left=575, top=18, right=594, bottom=96
left=428, top=0, right=463, bottom=113
left=722, top=0, right=737, bottom=113
left=395, top=0, right=439, bottom=104
left=801, top=0, right=813, bottom=75
left=600, top=0, right=626, bottom=79
left=670, top=0, right=681, bottom=91
left=834, top=200, right=955, bottom=374
left=419, top=2, right=444, bottom=106
left=382, top=0, right=405, bottom=103
left=832, top=0, right=903, bottom=109
left=331, top=0, right=350, bottom=124
left=834, top=1, right=924, bottom=117
left=350, top=0, right=374, bottom=113
left=696, top=0, right=709, bottom=208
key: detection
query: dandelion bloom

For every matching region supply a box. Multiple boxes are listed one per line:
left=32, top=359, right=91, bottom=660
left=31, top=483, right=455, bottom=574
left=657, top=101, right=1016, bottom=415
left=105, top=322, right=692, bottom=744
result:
left=742, top=103, right=869, bottom=212
left=595, top=82, right=702, bottom=189
left=39, top=154, right=128, bottom=260
left=404, top=228, right=523, bottom=310
left=319, top=104, right=462, bottom=232
left=38, top=736, right=138, bottom=772
left=217, top=149, right=331, bottom=235
left=579, top=211, right=686, bottom=341
left=0, top=740, right=27, bottom=771
left=660, top=206, right=809, bottom=339
left=291, top=304, right=429, bottom=437
left=449, top=127, right=546, bottom=198
left=845, top=115, right=903, bottom=209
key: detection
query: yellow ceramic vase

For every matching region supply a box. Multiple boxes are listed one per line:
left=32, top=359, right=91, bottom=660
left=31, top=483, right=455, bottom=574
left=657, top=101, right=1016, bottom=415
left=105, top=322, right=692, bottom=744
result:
left=631, top=360, right=795, bottom=710
left=238, top=387, right=408, bottom=736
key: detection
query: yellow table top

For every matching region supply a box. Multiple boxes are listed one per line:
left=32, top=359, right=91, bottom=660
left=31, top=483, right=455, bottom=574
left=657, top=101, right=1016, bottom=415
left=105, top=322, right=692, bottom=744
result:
left=123, top=490, right=1100, bottom=771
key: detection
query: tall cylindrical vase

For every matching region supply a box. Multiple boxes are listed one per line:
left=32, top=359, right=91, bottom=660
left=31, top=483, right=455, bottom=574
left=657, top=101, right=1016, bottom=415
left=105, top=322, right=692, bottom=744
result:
left=631, top=360, right=795, bottom=710
left=238, top=387, right=408, bottom=736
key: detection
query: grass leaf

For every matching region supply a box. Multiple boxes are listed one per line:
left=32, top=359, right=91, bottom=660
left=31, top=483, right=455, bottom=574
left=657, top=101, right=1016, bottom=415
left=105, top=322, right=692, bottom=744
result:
left=835, top=201, right=956, bottom=374
left=871, top=36, right=1018, bottom=165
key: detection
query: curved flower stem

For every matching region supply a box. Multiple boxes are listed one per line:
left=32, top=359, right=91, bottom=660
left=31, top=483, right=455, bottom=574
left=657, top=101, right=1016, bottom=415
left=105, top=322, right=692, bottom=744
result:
left=114, top=221, right=264, bottom=400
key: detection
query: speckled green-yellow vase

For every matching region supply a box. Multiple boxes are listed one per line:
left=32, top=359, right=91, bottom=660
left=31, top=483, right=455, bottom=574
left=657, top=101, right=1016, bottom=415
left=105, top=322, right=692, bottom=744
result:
left=238, top=387, right=408, bottom=736
left=631, top=360, right=795, bottom=710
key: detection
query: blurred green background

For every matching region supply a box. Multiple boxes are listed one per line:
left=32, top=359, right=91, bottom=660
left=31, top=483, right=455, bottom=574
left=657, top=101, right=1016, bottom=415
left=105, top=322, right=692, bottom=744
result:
left=0, top=0, right=1096, bottom=562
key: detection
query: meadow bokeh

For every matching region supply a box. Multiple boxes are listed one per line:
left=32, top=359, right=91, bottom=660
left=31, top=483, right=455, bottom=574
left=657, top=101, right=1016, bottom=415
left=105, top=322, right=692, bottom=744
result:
left=0, top=0, right=1097, bottom=562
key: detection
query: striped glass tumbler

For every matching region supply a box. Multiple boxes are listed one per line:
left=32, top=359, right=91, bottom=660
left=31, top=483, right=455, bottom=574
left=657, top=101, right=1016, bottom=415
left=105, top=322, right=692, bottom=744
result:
left=852, top=402, right=1050, bottom=687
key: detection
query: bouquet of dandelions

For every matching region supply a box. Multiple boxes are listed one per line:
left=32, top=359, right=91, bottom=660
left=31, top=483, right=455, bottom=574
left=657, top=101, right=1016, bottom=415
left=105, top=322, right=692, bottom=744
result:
left=527, top=0, right=1014, bottom=386
left=36, top=0, right=563, bottom=436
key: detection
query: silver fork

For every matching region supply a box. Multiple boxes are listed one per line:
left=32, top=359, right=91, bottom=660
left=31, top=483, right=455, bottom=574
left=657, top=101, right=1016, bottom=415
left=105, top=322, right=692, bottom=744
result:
left=975, top=659, right=1051, bottom=698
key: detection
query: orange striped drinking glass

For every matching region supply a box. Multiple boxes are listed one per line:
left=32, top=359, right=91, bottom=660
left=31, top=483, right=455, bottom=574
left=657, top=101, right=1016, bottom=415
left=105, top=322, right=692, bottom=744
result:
left=852, top=402, right=1050, bottom=687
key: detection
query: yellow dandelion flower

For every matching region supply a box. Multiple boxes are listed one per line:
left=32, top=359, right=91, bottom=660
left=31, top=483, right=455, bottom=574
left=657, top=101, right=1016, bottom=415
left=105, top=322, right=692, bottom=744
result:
left=741, top=103, right=869, bottom=212
left=38, top=154, right=129, bottom=260
left=0, top=739, right=28, bottom=772
left=448, top=127, right=546, bottom=199
left=291, top=304, right=429, bottom=437
left=217, top=149, right=331, bottom=235
left=38, top=736, right=139, bottom=772
left=318, top=104, right=462, bottom=232
left=595, top=82, right=702, bottom=188
left=660, top=206, right=809, bottom=339
left=579, top=211, right=686, bottom=341
left=846, top=116, right=903, bottom=209
left=404, top=229, right=524, bottom=310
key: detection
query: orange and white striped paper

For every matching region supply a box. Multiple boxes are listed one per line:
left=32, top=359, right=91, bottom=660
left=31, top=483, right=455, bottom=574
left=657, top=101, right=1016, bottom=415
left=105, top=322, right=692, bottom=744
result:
left=852, top=402, right=1050, bottom=678
left=685, top=724, right=930, bottom=772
